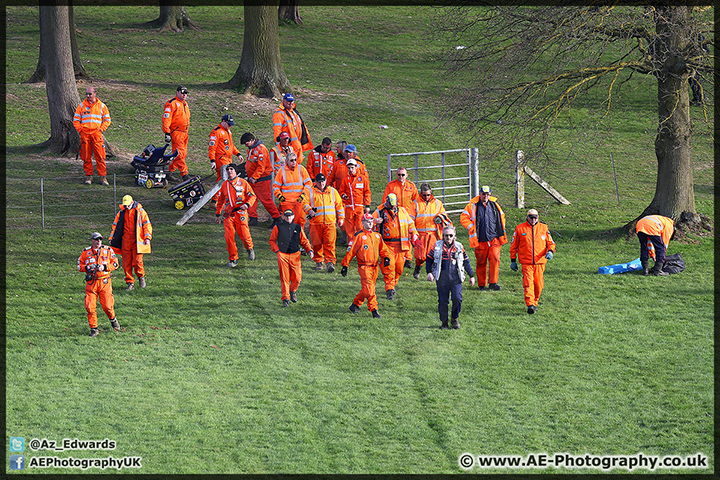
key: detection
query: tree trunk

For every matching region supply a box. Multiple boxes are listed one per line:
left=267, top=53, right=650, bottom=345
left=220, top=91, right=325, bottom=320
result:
left=624, top=7, right=706, bottom=237
left=227, top=4, right=291, bottom=98
left=278, top=0, right=303, bottom=25
left=38, top=4, right=81, bottom=156
left=147, top=4, right=200, bottom=32
left=26, top=2, right=87, bottom=83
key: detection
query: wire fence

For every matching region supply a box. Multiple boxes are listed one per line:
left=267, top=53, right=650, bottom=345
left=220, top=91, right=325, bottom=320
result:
left=6, top=173, right=217, bottom=231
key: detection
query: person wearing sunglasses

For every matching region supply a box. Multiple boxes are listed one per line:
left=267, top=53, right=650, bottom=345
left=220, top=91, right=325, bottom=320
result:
left=460, top=185, right=508, bottom=291
left=409, top=183, right=447, bottom=279
left=73, top=86, right=111, bottom=185
left=509, top=209, right=556, bottom=314
left=426, top=226, right=475, bottom=329
left=162, top=85, right=191, bottom=182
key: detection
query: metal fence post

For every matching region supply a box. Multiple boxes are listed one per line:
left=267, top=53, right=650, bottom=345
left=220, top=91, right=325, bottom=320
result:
left=470, top=148, right=479, bottom=198
left=41, top=177, right=45, bottom=229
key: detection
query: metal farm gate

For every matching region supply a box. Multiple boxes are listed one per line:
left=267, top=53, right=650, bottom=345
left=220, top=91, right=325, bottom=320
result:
left=386, top=148, right=479, bottom=215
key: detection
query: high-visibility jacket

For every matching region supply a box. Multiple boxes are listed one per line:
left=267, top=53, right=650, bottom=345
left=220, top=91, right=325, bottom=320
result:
left=272, top=164, right=312, bottom=202
left=383, top=179, right=418, bottom=210
left=636, top=215, right=674, bottom=247
left=509, top=221, right=555, bottom=265
left=208, top=124, right=240, bottom=165
left=273, top=102, right=313, bottom=154
left=162, top=97, right=190, bottom=134
left=303, top=185, right=344, bottom=225
left=460, top=195, right=508, bottom=248
left=373, top=205, right=418, bottom=252
left=337, top=170, right=372, bottom=209
left=308, top=146, right=336, bottom=185
left=342, top=229, right=392, bottom=267
left=216, top=176, right=256, bottom=217
left=269, top=145, right=292, bottom=177
left=333, top=157, right=368, bottom=190
left=109, top=202, right=152, bottom=254
left=77, top=245, right=119, bottom=279
left=73, top=98, right=111, bottom=134
left=410, top=195, right=446, bottom=235
left=245, top=140, right=273, bottom=181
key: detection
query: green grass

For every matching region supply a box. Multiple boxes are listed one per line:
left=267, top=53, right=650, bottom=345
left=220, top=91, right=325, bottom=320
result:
left=5, top=5, right=714, bottom=474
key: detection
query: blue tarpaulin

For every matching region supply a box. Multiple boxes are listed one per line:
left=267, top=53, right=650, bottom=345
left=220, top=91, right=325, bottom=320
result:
left=598, top=258, right=642, bottom=274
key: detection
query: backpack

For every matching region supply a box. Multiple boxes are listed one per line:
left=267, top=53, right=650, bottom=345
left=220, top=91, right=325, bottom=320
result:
left=662, top=253, right=685, bottom=274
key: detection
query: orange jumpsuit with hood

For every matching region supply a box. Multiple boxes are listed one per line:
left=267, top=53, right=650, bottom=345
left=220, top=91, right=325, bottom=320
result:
left=341, top=227, right=392, bottom=312
left=509, top=220, right=555, bottom=308
left=216, top=175, right=256, bottom=261
left=77, top=244, right=119, bottom=329
left=109, top=201, right=152, bottom=285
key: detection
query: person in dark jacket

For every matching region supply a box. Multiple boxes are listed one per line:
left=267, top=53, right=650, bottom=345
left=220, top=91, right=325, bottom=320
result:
left=269, top=209, right=314, bottom=307
left=426, top=226, right=476, bottom=329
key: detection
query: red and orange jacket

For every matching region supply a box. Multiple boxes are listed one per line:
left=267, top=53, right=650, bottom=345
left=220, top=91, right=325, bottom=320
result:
left=73, top=98, right=111, bottom=134
left=383, top=179, right=418, bottom=210
left=410, top=195, right=446, bottom=235
left=337, top=170, right=372, bottom=210
left=333, top=157, right=368, bottom=190
left=273, top=102, right=313, bottom=154
left=307, top=147, right=336, bottom=185
left=372, top=205, right=418, bottom=252
left=460, top=195, right=508, bottom=248
left=272, top=164, right=312, bottom=202
left=216, top=176, right=256, bottom=217
left=208, top=124, right=240, bottom=166
left=245, top=140, right=273, bottom=181
left=162, top=97, right=190, bottom=134
left=109, top=202, right=152, bottom=254
left=302, top=185, right=345, bottom=226
left=509, top=221, right=556, bottom=265
left=342, top=228, right=392, bottom=268
left=77, top=245, right=119, bottom=280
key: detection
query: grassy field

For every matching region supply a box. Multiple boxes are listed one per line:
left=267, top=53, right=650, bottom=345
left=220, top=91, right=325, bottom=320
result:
left=5, top=5, right=714, bottom=474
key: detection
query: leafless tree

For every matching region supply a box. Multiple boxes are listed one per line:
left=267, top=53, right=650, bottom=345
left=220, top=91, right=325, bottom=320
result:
left=146, top=3, right=200, bottom=33
left=227, top=3, right=291, bottom=98
left=26, top=2, right=88, bottom=83
left=436, top=5, right=713, bottom=232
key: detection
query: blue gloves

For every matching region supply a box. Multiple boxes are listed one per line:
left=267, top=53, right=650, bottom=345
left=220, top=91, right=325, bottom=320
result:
left=545, top=251, right=553, bottom=260
left=510, top=260, right=518, bottom=272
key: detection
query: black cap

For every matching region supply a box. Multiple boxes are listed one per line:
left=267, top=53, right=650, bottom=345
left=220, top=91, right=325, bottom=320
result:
left=222, top=114, right=235, bottom=126
left=315, top=173, right=326, bottom=183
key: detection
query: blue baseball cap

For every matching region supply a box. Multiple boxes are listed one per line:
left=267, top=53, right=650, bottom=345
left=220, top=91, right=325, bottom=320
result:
left=345, top=144, right=357, bottom=153
left=283, top=93, right=295, bottom=102
left=222, top=114, right=235, bottom=126
left=480, top=185, right=491, bottom=194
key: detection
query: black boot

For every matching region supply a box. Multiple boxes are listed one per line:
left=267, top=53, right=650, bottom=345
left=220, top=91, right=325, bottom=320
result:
left=439, top=320, right=449, bottom=329
left=652, top=260, right=669, bottom=276
left=641, top=259, right=650, bottom=276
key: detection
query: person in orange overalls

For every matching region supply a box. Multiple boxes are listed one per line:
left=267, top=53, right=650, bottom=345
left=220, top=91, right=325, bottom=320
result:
left=269, top=209, right=314, bottom=307
left=73, top=86, right=111, bottom=185
left=338, top=158, right=372, bottom=242
left=461, top=185, right=508, bottom=291
left=269, top=132, right=293, bottom=178
left=162, top=85, right=190, bottom=181
left=241, top=131, right=280, bottom=226
left=216, top=163, right=257, bottom=267
left=272, top=153, right=312, bottom=227
left=509, top=209, right=556, bottom=314
left=109, top=195, right=152, bottom=291
left=77, top=232, right=120, bottom=337
left=409, top=183, right=447, bottom=279
left=636, top=215, right=675, bottom=276
left=273, top=93, right=313, bottom=163
left=372, top=193, right=419, bottom=300
left=307, top=137, right=336, bottom=186
left=383, top=166, right=420, bottom=268
left=303, top=173, right=345, bottom=272
left=341, top=214, right=392, bottom=319
left=208, top=114, right=243, bottom=202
